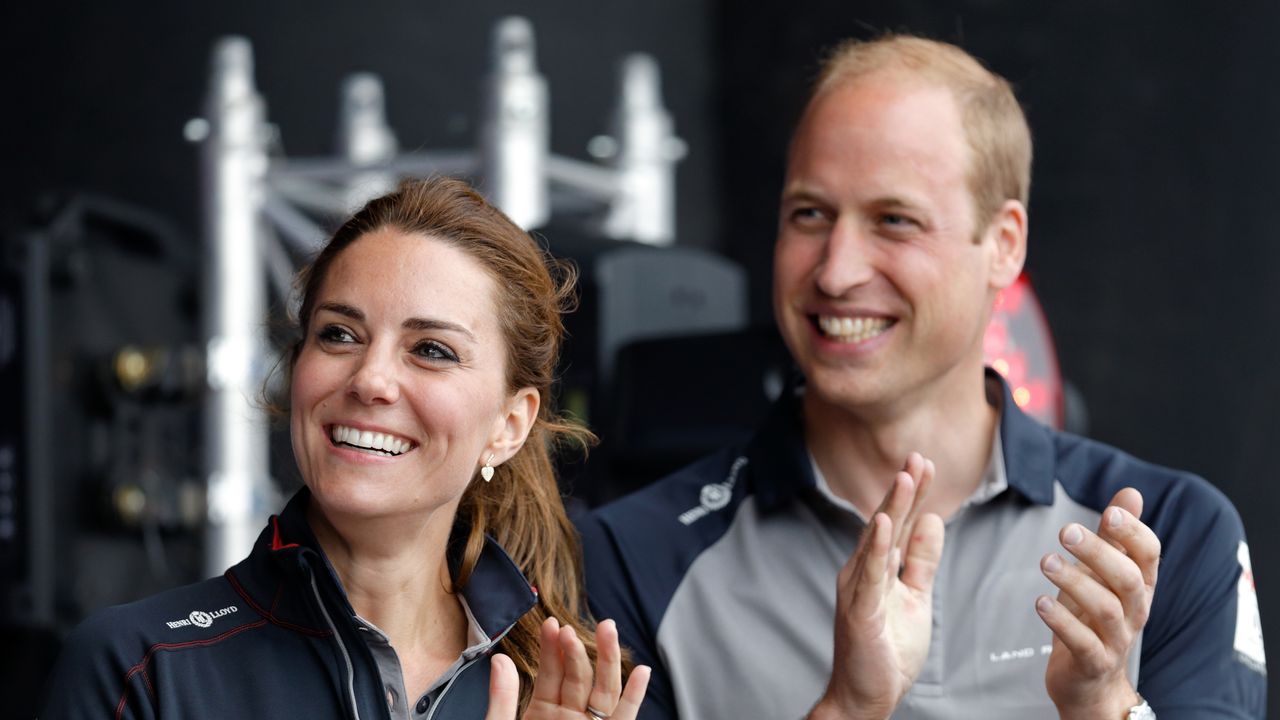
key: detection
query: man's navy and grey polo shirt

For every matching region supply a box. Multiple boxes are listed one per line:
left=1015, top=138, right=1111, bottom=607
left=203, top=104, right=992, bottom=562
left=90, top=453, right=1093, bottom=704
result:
left=580, top=373, right=1266, bottom=719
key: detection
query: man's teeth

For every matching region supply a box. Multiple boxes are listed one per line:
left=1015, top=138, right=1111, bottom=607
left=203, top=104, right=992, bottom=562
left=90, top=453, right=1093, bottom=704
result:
left=330, top=425, right=412, bottom=456
left=817, top=315, right=891, bottom=343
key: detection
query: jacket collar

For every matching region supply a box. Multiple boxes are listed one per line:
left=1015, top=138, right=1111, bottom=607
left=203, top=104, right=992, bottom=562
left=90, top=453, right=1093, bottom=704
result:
left=747, top=368, right=1056, bottom=512
left=238, top=487, right=538, bottom=640
left=447, top=525, right=541, bottom=642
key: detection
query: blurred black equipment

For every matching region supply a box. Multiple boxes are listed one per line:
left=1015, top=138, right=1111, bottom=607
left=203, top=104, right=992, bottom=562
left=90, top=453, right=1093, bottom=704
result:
left=3, top=194, right=206, bottom=635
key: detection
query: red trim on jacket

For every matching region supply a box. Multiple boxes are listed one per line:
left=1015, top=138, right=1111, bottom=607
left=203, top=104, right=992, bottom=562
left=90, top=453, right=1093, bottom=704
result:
left=115, top=620, right=267, bottom=720
left=271, top=515, right=299, bottom=551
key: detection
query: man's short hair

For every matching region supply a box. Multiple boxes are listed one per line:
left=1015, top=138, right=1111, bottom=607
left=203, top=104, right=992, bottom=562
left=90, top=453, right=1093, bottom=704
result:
left=812, top=35, right=1033, bottom=231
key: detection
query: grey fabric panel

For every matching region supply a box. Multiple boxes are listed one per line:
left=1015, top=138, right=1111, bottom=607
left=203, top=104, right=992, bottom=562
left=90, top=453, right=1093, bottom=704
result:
left=656, top=493, right=855, bottom=718
left=655, top=479, right=1136, bottom=719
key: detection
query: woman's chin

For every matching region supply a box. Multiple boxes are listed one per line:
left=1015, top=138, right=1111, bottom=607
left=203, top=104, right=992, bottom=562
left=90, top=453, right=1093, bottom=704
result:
left=306, top=481, right=463, bottom=527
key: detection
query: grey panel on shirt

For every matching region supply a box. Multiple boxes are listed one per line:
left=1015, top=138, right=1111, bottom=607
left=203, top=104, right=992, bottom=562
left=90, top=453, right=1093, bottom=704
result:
left=654, top=462, right=1138, bottom=719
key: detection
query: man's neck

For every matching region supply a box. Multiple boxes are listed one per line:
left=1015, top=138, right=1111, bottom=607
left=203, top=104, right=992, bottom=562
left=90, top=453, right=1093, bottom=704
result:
left=803, top=372, right=1001, bottom=520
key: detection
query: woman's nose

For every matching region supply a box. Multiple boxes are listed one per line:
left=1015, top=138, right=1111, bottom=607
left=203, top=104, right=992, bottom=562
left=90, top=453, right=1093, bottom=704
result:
left=347, top=348, right=400, bottom=405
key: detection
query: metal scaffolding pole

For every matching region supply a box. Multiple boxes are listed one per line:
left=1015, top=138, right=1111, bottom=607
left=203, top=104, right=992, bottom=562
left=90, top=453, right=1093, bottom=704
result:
left=601, top=54, right=685, bottom=245
left=199, top=37, right=274, bottom=577
left=481, top=17, right=550, bottom=230
left=336, top=72, right=399, bottom=213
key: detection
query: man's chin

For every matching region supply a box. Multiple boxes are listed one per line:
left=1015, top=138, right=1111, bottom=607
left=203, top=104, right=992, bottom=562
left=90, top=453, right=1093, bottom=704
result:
left=801, top=366, right=896, bottom=410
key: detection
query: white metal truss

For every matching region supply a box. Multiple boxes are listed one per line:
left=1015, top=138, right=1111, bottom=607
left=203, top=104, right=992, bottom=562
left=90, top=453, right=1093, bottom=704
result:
left=192, top=17, right=684, bottom=575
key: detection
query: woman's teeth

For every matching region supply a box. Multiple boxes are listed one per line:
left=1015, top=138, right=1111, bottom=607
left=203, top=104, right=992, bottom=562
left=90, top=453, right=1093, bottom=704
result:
left=817, top=315, right=891, bottom=343
left=330, top=425, right=412, bottom=456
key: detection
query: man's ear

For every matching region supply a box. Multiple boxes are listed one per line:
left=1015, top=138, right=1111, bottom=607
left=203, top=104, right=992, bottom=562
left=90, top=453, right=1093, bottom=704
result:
left=487, top=387, right=540, bottom=465
left=985, top=199, right=1028, bottom=290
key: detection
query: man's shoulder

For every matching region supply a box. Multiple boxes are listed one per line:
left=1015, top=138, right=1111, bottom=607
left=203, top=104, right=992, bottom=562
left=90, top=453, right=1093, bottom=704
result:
left=589, top=389, right=807, bottom=544
left=587, top=445, right=757, bottom=553
left=1047, top=429, right=1239, bottom=530
left=1043, top=434, right=1267, bottom=703
left=598, top=447, right=750, bottom=523
left=579, top=443, right=768, bottom=616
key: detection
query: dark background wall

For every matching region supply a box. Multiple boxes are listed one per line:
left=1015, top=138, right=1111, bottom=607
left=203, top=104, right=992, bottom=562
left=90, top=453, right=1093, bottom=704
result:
left=4, top=0, right=1277, bottom=714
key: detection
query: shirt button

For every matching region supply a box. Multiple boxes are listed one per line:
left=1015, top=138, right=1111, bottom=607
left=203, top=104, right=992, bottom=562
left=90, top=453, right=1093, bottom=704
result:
left=416, top=696, right=430, bottom=714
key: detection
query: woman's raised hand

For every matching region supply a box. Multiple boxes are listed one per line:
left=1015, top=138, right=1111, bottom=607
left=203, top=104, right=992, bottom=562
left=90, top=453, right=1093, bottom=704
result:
left=486, top=617, right=651, bottom=720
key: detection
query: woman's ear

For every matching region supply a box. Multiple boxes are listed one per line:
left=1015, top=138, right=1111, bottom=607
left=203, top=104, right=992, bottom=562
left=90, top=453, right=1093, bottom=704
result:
left=487, top=387, right=540, bottom=464
left=985, top=199, right=1028, bottom=290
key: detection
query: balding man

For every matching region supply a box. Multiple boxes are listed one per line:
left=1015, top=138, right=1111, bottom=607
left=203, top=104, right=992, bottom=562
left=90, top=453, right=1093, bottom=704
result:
left=580, top=35, right=1265, bottom=719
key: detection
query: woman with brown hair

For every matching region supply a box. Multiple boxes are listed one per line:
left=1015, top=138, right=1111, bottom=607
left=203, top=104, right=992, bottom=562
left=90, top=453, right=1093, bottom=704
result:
left=41, top=177, right=649, bottom=720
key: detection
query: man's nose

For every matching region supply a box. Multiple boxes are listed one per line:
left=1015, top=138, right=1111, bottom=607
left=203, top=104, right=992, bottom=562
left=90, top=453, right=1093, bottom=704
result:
left=813, top=217, right=875, bottom=297
left=347, top=345, right=401, bottom=405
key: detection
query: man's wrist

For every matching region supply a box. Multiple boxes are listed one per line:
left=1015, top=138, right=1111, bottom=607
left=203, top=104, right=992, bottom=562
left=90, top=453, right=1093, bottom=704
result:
left=1054, top=685, right=1143, bottom=720
left=1125, top=697, right=1155, bottom=720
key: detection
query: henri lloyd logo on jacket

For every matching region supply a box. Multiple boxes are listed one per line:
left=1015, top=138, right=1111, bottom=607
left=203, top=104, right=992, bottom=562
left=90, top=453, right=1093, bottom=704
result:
left=166, top=605, right=238, bottom=630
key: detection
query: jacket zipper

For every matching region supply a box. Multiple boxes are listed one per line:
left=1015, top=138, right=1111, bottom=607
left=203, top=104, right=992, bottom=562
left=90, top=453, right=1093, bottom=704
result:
left=425, top=623, right=519, bottom=720
left=305, top=564, right=362, bottom=720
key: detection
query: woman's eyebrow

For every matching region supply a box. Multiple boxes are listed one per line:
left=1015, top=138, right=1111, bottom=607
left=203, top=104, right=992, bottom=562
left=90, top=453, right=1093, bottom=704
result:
left=317, top=302, right=363, bottom=320
left=402, top=316, right=476, bottom=342
left=317, top=302, right=477, bottom=342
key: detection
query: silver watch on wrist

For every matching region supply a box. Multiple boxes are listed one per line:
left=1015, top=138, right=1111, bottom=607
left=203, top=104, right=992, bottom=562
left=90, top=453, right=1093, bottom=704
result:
left=1127, top=698, right=1155, bottom=719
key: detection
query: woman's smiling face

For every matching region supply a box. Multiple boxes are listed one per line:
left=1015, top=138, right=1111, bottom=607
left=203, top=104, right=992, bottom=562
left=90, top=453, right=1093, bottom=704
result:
left=289, top=227, right=517, bottom=522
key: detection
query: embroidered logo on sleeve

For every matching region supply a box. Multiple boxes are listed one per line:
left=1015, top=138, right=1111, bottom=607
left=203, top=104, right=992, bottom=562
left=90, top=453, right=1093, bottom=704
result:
left=1234, top=541, right=1266, bottom=674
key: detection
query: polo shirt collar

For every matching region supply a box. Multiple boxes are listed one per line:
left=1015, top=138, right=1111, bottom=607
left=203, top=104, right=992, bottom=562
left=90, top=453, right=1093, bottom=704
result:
left=747, top=382, right=816, bottom=512
left=746, top=368, right=1057, bottom=511
left=990, top=368, right=1056, bottom=505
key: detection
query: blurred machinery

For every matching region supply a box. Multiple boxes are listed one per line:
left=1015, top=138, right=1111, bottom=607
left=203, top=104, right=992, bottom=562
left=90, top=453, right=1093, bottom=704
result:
left=3, top=195, right=206, bottom=632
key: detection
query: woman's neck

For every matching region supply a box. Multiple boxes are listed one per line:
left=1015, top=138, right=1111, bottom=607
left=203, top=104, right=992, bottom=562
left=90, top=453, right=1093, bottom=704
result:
left=306, top=500, right=470, bottom=681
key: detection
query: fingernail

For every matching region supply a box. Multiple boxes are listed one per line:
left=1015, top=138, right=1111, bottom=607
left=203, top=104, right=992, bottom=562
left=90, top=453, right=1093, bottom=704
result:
left=1036, top=596, right=1053, bottom=613
left=1063, top=524, right=1084, bottom=546
left=1107, top=507, right=1124, bottom=529
left=1043, top=553, right=1063, bottom=573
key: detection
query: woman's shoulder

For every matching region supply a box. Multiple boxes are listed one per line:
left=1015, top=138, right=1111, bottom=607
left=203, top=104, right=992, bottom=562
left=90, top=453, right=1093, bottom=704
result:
left=41, top=574, right=262, bottom=717
left=70, top=573, right=249, bottom=652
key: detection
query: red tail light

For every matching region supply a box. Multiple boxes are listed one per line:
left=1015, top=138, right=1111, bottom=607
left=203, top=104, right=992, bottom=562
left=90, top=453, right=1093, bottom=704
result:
left=984, top=274, right=1064, bottom=429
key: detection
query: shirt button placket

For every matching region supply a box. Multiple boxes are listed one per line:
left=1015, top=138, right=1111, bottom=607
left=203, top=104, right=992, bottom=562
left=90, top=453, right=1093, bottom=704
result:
left=415, top=696, right=430, bottom=714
